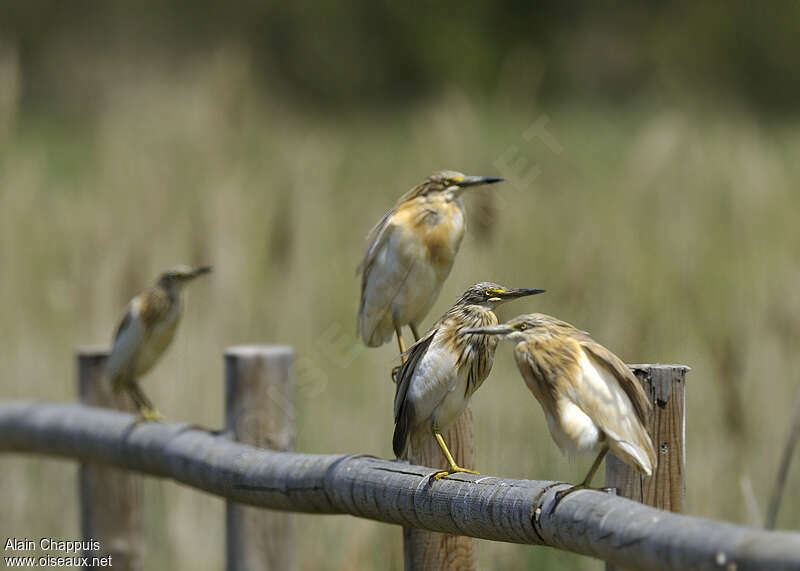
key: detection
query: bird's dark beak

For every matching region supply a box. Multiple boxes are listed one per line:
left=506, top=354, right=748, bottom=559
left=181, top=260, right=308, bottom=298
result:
left=486, top=287, right=545, bottom=302
left=499, top=287, right=545, bottom=299
left=460, top=325, right=515, bottom=336
left=457, top=175, right=504, bottom=188
left=191, top=265, right=213, bottom=278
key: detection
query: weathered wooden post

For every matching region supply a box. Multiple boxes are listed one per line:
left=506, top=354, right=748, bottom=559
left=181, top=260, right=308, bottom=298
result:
left=78, top=345, right=144, bottom=570
left=605, top=364, right=689, bottom=571
left=225, top=345, right=296, bottom=571
left=403, top=408, right=476, bottom=571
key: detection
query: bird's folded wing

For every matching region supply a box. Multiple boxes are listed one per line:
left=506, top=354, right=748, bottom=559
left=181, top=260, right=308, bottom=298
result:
left=106, top=303, right=145, bottom=387
left=356, top=207, right=399, bottom=338
left=112, top=308, right=133, bottom=346
left=580, top=341, right=651, bottom=425
left=356, top=206, right=395, bottom=278
left=393, top=329, right=437, bottom=421
left=392, top=329, right=439, bottom=458
left=578, top=341, right=656, bottom=474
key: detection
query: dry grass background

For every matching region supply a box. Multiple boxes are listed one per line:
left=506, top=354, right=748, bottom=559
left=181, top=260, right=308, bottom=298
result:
left=2, top=48, right=800, bottom=569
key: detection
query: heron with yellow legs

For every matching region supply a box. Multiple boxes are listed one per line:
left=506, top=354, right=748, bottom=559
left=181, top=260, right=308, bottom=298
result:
left=357, top=171, right=503, bottom=357
left=393, top=283, right=544, bottom=479
left=106, top=265, right=212, bottom=421
left=462, top=313, right=656, bottom=508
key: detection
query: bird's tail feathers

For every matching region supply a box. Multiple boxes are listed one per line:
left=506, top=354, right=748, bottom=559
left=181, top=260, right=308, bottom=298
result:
left=393, top=415, right=410, bottom=459
left=606, top=425, right=656, bottom=477
left=357, top=311, right=391, bottom=348
left=606, top=423, right=657, bottom=476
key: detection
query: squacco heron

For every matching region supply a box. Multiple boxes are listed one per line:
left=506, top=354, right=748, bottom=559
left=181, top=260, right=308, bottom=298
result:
left=106, top=265, right=212, bottom=420
left=357, top=171, right=503, bottom=356
left=463, top=313, right=656, bottom=508
left=393, top=283, right=544, bottom=479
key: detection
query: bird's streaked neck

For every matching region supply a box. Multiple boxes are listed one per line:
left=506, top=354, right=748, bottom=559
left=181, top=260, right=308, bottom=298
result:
left=158, top=281, right=185, bottom=301
left=460, top=301, right=499, bottom=314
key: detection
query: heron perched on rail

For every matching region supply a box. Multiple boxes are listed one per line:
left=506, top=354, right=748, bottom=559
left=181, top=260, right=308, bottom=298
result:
left=357, top=171, right=503, bottom=356
left=106, top=265, right=212, bottom=420
left=462, top=313, right=656, bottom=507
left=393, top=283, right=545, bottom=479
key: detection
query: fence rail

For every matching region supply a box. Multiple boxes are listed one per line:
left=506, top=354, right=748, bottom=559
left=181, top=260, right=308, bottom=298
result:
left=2, top=401, right=799, bottom=571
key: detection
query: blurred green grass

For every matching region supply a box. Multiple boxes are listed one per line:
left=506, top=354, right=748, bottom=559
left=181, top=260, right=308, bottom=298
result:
left=1, top=55, right=800, bottom=570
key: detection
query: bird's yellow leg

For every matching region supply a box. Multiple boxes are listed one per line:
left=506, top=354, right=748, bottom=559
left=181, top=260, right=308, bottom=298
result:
left=137, top=407, right=163, bottom=422
left=128, top=384, right=163, bottom=423
left=432, top=431, right=479, bottom=480
left=391, top=322, right=408, bottom=382
left=394, top=322, right=407, bottom=359
left=579, top=447, right=609, bottom=487
left=550, top=447, right=609, bottom=512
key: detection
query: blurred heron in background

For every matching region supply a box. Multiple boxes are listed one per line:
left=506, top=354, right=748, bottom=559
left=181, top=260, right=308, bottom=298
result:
left=463, top=313, right=655, bottom=507
left=106, top=265, right=212, bottom=420
left=357, top=171, right=503, bottom=356
left=393, top=283, right=544, bottom=479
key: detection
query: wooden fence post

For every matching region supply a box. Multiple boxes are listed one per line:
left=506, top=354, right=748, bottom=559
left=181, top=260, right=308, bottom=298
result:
left=225, top=345, right=296, bottom=571
left=78, top=345, right=144, bottom=570
left=403, top=407, right=476, bottom=571
left=605, top=364, right=689, bottom=571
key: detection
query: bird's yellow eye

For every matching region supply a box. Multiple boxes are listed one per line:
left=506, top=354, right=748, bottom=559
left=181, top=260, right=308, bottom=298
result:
left=517, top=323, right=528, bottom=331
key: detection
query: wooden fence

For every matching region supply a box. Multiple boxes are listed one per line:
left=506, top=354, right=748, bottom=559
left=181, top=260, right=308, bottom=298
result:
left=1, top=346, right=799, bottom=571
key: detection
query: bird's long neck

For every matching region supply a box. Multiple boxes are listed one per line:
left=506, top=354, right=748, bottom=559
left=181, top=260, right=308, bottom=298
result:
left=416, top=195, right=466, bottom=277
left=512, top=337, right=561, bottom=417
left=439, top=193, right=466, bottom=218
left=446, top=302, right=495, bottom=324
left=157, top=282, right=183, bottom=306
left=451, top=305, right=499, bottom=357
left=454, top=305, right=499, bottom=394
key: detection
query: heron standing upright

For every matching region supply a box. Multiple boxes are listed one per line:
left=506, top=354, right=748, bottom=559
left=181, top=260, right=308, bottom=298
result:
left=462, top=313, right=656, bottom=507
left=393, top=283, right=545, bottom=479
left=106, top=265, right=212, bottom=420
left=357, top=171, right=503, bottom=356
